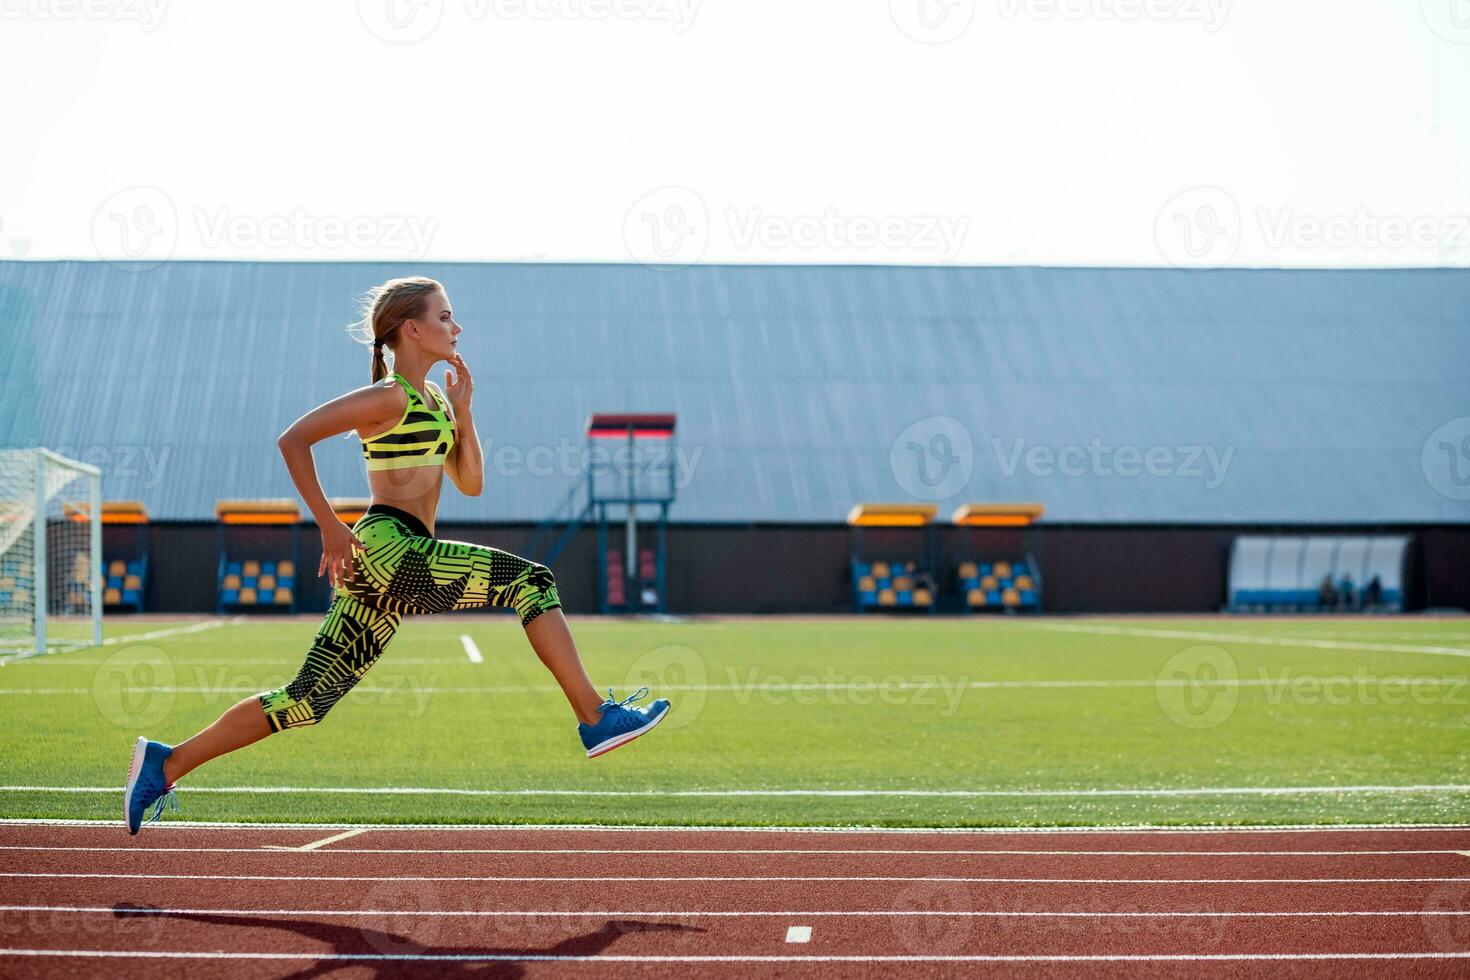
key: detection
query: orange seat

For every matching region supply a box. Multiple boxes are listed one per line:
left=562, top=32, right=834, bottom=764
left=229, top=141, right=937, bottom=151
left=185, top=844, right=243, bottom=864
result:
left=274, top=587, right=293, bottom=605
left=1002, top=588, right=1020, bottom=607
left=104, top=587, right=122, bottom=604
left=124, top=574, right=142, bottom=590
left=967, top=588, right=985, bottom=607
left=958, top=561, right=977, bottom=579
left=914, top=588, right=933, bottom=606
left=278, top=560, right=296, bottom=577
left=242, top=560, right=260, bottom=577
left=108, top=560, right=127, bottom=577
left=994, top=561, right=1012, bottom=579
left=258, top=574, right=276, bottom=591
left=980, top=575, right=998, bottom=591
left=1015, top=575, right=1034, bottom=590
left=222, top=574, right=241, bottom=590
left=858, top=575, right=876, bottom=591
left=878, top=589, right=897, bottom=607
left=871, top=561, right=890, bottom=579
left=892, top=575, right=914, bottom=591
left=238, top=587, right=257, bottom=605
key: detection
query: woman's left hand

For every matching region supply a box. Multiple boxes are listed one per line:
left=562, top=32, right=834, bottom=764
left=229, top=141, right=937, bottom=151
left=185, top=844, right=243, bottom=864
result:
left=445, top=353, right=473, bottom=414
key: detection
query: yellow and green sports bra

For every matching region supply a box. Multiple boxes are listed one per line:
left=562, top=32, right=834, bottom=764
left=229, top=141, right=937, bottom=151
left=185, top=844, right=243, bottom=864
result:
left=361, top=373, right=456, bottom=472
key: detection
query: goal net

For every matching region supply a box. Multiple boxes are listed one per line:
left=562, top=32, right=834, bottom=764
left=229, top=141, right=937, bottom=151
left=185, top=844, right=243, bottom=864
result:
left=0, top=448, right=102, bottom=656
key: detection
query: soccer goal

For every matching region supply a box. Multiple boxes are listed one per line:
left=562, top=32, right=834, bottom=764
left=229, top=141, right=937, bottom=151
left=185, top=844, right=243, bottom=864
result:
left=0, top=448, right=102, bottom=656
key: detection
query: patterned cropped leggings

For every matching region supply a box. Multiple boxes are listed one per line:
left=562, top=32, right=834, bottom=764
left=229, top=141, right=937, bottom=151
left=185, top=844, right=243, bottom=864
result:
left=258, top=504, right=561, bottom=732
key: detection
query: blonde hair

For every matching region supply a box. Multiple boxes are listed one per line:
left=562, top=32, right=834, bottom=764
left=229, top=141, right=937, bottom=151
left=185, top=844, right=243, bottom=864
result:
left=347, top=277, right=444, bottom=383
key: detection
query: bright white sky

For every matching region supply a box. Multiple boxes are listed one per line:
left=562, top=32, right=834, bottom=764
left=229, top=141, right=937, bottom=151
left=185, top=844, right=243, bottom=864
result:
left=2, top=0, right=1468, bottom=267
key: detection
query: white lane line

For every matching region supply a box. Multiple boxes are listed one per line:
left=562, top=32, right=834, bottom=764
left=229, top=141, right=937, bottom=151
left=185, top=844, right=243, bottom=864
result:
left=1026, top=622, right=1470, bottom=658
left=0, top=619, right=234, bottom=665
left=459, top=635, right=482, bottom=664
left=259, top=828, right=372, bottom=853
left=3, top=784, right=1466, bottom=798
left=2, top=846, right=1459, bottom=856
left=6, top=873, right=1466, bottom=884
left=785, top=926, right=812, bottom=943
left=4, top=949, right=1470, bottom=963
left=7, top=905, right=1470, bottom=919
left=3, top=817, right=1466, bottom=833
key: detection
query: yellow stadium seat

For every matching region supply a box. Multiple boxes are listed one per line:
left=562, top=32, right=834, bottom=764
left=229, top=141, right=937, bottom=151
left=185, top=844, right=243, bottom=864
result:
left=1016, top=575, right=1034, bottom=590
left=73, top=566, right=90, bottom=583
left=258, top=574, right=276, bottom=591
left=108, top=559, right=126, bottom=577
left=994, top=561, right=1012, bottom=579
left=878, top=589, right=897, bottom=607
left=104, top=587, right=122, bottom=604
left=278, top=560, right=295, bottom=577
left=871, top=561, right=890, bottom=579
left=0, top=576, right=12, bottom=589
left=124, top=574, right=142, bottom=590
left=968, top=588, right=985, bottom=606
left=238, top=587, right=257, bottom=605
left=958, top=561, right=977, bottom=579
left=1002, top=588, right=1020, bottom=607
left=13, top=589, right=29, bottom=606
left=914, top=588, right=932, bottom=606
left=858, top=575, right=876, bottom=591
left=893, top=576, right=913, bottom=591
left=980, top=575, right=998, bottom=591
left=222, top=574, right=241, bottom=590
left=242, top=560, right=260, bottom=577
left=274, top=587, right=293, bottom=605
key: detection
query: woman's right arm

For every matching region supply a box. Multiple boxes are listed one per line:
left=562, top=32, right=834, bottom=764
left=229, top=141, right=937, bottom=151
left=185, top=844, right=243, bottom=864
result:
left=277, top=384, right=403, bottom=587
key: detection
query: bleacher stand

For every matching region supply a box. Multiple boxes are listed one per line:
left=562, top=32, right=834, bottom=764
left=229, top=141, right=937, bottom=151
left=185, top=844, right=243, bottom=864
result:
left=216, top=500, right=300, bottom=613
left=853, top=558, right=937, bottom=611
left=957, top=558, right=1040, bottom=612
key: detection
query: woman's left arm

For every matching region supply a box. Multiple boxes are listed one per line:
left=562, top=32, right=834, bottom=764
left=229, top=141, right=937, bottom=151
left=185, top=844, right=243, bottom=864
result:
left=443, top=353, right=484, bottom=497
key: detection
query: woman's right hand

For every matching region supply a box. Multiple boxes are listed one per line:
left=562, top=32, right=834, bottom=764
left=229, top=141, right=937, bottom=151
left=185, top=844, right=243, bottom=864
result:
left=319, top=518, right=367, bottom=589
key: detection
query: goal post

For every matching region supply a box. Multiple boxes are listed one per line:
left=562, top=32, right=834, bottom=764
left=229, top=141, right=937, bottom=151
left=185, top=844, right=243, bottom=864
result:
left=0, top=447, right=102, bottom=657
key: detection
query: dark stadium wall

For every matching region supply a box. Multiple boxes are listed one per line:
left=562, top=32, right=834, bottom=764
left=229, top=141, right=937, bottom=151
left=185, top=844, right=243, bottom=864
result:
left=122, top=523, right=1470, bottom=616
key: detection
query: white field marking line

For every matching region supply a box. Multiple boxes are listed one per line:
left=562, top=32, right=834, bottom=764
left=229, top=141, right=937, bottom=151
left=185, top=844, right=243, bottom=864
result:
left=4, top=784, right=1467, bottom=798
left=7, top=905, right=1470, bottom=919
left=4, top=817, right=1468, bottom=833
left=7, top=872, right=1467, bottom=884
left=785, top=926, right=812, bottom=943
left=258, top=828, right=371, bottom=852
left=3, top=846, right=1459, bottom=856
left=5, top=950, right=1470, bottom=964
left=1027, top=622, right=1470, bottom=658
left=5, top=676, right=1470, bottom=696
left=0, top=619, right=233, bottom=665
left=0, top=657, right=458, bottom=668
left=459, top=634, right=483, bottom=664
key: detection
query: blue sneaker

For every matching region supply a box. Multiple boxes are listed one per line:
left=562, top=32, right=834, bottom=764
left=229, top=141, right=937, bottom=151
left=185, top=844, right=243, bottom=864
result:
left=123, top=736, right=178, bottom=835
left=579, top=687, right=670, bottom=759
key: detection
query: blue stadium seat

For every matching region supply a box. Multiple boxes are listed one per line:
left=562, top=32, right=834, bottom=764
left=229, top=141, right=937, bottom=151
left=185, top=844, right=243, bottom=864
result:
left=859, top=590, right=876, bottom=606
left=128, top=560, right=144, bottom=575
left=123, top=589, right=140, bottom=605
left=0, top=591, right=9, bottom=605
left=979, top=563, right=992, bottom=576
left=221, top=589, right=239, bottom=604
left=986, top=590, right=1001, bottom=605
left=898, top=591, right=913, bottom=606
left=1020, top=590, right=1038, bottom=607
left=107, top=576, right=122, bottom=589
left=262, top=561, right=276, bottom=576
left=226, top=561, right=242, bottom=577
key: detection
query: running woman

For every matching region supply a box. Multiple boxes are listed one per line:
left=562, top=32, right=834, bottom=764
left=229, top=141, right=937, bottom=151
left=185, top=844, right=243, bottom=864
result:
left=123, top=277, right=670, bottom=834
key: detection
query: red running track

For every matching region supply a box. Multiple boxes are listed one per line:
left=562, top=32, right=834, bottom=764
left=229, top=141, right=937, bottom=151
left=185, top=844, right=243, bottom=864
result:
left=0, top=823, right=1467, bottom=979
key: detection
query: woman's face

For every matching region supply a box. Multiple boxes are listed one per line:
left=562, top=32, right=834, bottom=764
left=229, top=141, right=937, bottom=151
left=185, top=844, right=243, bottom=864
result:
left=405, top=289, right=461, bottom=360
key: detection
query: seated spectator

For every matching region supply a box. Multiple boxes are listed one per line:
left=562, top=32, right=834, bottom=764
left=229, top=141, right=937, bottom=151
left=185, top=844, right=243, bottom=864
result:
left=1318, top=574, right=1337, bottom=611
left=1364, top=574, right=1383, bottom=610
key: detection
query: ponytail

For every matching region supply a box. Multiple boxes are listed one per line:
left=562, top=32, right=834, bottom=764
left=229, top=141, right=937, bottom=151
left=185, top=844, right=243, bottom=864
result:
left=346, top=276, right=444, bottom=383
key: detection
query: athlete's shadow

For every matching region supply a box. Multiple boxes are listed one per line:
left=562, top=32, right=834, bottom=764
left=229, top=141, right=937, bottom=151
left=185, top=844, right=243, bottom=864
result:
left=115, top=903, right=704, bottom=979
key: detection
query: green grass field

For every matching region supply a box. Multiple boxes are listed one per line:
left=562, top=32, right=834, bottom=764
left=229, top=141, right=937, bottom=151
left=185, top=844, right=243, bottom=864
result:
left=2, top=614, right=1467, bottom=827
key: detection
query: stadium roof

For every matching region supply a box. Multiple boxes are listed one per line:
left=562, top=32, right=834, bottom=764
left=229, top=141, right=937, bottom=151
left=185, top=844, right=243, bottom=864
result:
left=2, top=260, right=1467, bottom=525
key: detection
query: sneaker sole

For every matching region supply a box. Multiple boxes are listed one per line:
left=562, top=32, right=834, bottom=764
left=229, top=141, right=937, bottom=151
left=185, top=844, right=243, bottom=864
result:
left=123, top=735, right=147, bottom=835
left=585, top=705, right=670, bottom=759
